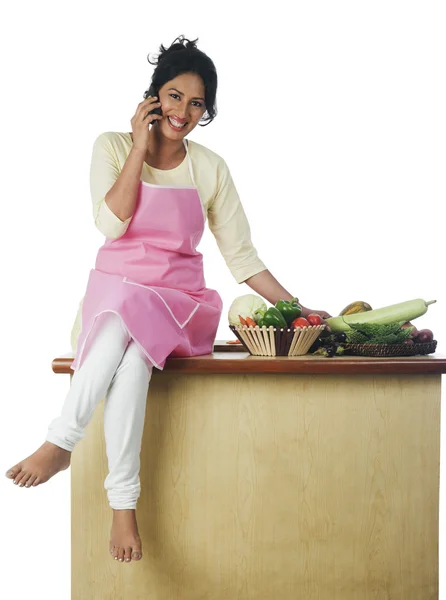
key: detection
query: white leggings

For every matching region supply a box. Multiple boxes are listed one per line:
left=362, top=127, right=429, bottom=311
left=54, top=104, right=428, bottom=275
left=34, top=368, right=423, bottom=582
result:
left=46, top=312, right=153, bottom=510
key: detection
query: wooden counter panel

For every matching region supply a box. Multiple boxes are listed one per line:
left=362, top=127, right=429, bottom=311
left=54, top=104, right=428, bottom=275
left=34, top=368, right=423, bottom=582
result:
left=72, top=373, right=440, bottom=599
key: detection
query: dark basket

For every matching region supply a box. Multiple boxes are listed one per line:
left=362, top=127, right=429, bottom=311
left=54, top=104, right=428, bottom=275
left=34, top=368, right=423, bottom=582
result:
left=343, top=340, right=437, bottom=357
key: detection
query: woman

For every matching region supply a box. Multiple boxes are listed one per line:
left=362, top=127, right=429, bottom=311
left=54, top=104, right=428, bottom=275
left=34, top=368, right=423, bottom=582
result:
left=5, top=35, right=331, bottom=563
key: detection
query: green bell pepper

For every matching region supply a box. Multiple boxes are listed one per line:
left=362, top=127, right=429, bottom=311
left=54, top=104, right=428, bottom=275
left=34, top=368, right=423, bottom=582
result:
left=255, top=307, right=287, bottom=328
left=275, top=298, right=302, bottom=325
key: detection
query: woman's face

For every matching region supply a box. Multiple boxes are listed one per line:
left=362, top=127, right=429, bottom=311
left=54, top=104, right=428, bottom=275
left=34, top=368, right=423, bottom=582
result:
left=157, top=73, right=207, bottom=140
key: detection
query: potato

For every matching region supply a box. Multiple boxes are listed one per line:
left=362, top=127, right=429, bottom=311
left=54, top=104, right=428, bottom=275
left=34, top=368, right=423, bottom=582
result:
left=402, top=322, right=418, bottom=338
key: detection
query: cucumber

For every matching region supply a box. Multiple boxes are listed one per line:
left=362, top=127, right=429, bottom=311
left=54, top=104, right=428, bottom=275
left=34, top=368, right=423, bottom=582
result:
left=326, top=299, right=436, bottom=332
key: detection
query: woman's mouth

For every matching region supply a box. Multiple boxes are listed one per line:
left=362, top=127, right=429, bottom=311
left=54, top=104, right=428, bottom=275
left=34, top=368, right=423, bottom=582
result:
left=167, top=116, right=188, bottom=131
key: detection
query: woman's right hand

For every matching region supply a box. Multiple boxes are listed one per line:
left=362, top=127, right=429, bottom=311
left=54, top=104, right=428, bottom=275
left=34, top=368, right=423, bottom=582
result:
left=130, top=96, right=162, bottom=151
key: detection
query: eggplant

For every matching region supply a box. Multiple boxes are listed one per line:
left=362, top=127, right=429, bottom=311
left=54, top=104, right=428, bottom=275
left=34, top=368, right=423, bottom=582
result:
left=320, top=327, right=332, bottom=339
left=308, top=337, right=323, bottom=353
left=335, top=332, right=347, bottom=343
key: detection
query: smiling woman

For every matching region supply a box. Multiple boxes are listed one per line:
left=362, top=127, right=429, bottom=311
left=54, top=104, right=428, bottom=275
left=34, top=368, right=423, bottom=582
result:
left=164, top=84, right=204, bottom=132
left=5, top=34, right=331, bottom=570
left=139, top=72, right=209, bottom=162
left=147, top=35, right=218, bottom=125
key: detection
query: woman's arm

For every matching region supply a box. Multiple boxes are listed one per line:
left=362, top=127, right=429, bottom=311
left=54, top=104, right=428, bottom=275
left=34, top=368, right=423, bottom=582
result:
left=244, top=270, right=332, bottom=319
left=206, top=157, right=331, bottom=319
left=90, top=133, right=145, bottom=239
left=103, top=145, right=146, bottom=223
left=244, top=269, right=294, bottom=305
left=207, top=159, right=267, bottom=284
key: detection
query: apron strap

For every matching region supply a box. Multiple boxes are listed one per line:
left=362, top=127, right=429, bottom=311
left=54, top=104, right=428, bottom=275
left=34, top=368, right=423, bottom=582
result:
left=183, top=139, right=196, bottom=188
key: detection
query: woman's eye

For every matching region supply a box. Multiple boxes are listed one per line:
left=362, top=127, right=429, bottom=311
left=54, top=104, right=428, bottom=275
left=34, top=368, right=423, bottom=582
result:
left=169, top=94, right=202, bottom=108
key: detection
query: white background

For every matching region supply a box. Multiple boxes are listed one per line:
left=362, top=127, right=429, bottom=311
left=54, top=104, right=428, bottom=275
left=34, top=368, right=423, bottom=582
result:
left=1, top=1, right=444, bottom=598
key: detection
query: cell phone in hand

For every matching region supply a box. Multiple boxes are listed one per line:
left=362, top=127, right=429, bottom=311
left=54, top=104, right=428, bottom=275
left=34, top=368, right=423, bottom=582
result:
left=143, top=84, right=162, bottom=117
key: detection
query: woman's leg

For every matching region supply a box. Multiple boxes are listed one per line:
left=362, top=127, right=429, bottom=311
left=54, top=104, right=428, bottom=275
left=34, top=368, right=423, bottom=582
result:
left=4, top=311, right=132, bottom=488
left=103, top=340, right=153, bottom=509
left=103, top=339, right=153, bottom=563
left=45, top=311, right=132, bottom=452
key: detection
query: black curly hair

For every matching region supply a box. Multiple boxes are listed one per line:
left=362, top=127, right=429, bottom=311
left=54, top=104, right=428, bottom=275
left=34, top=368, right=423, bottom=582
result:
left=146, top=35, right=218, bottom=127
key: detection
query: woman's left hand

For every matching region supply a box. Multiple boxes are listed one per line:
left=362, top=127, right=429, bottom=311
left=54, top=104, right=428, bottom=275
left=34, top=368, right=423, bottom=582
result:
left=300, top=306, right=332, bottom=320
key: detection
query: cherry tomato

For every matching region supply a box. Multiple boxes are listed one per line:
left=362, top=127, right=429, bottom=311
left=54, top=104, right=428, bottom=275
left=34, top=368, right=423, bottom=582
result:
left=291, top=317, right=310, bottom=328
left=306, top=313, right=323, bottom=326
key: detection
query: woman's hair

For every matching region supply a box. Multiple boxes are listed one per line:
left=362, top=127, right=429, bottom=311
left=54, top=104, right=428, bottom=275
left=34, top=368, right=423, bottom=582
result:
left=147, top=35, right=218, bottom=127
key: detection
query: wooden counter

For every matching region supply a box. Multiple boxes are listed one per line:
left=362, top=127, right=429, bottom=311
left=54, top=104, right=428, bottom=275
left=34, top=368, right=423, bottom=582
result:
left=53, top=343, right=445, bottom=600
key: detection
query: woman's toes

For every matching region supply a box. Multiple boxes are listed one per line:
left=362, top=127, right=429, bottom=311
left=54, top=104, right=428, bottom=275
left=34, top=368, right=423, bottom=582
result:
left=19, top=473, right=32, bottom=487
left=132, top=550, right=142, bottom=561
left=17, top=474, right=30, bottom=487
left=124, top=547, right=132, bottom=562
left=5, top=467, right=18, bottom=479
left=13, top=471, right=26, bottom=486
left=25, top=475, right=38, bottom=488
left=32, top=477, right=41, bottom=487
left=117, top=548, right=125, bottom=562
left=112, top=547, right=120, bottom=561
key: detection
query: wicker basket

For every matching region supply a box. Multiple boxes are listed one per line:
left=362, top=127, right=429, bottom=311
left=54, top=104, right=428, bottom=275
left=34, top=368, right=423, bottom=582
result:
left=229, top=324, right=326, bottom=356
left=343, top=340, right=437, bottom=357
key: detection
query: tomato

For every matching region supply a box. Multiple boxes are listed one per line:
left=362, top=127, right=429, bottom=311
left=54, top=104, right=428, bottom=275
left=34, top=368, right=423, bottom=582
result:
left=291, top=317, right=310, bottom=328
left=306, top=313, right=323, bottom=326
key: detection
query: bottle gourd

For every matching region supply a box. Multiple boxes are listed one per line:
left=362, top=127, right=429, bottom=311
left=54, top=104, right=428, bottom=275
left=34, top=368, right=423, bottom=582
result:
left=326, top=299, right=436, bottom=332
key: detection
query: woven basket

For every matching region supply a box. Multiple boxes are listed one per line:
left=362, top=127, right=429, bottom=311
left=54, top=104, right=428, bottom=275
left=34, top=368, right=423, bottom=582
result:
left=343, top=340, right=437, bottom=357
left=229, top=324, right=325, bottom=356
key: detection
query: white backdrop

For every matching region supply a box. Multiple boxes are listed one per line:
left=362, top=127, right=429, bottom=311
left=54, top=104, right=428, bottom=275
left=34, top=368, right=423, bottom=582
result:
left=1, top=2, right=444, bottom=598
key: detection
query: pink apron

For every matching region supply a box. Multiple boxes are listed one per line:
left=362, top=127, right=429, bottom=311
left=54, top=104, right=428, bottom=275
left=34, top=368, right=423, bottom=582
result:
left=70, top=138, right=223, bottom=372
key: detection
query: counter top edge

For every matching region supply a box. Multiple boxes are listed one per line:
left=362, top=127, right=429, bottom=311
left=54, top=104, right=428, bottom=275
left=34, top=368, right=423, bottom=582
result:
left=52, top=351, right=446, bottom=375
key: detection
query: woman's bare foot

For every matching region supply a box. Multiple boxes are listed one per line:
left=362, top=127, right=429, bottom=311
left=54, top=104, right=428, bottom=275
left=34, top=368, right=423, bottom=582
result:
left=110, top=509, right=143, bottom=563
left=5, top=441, right=71, bottom=488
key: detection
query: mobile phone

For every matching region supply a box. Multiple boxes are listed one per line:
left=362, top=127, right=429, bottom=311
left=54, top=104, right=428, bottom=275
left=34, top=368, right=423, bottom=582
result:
left=143, top=84, right=162, bottom=117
